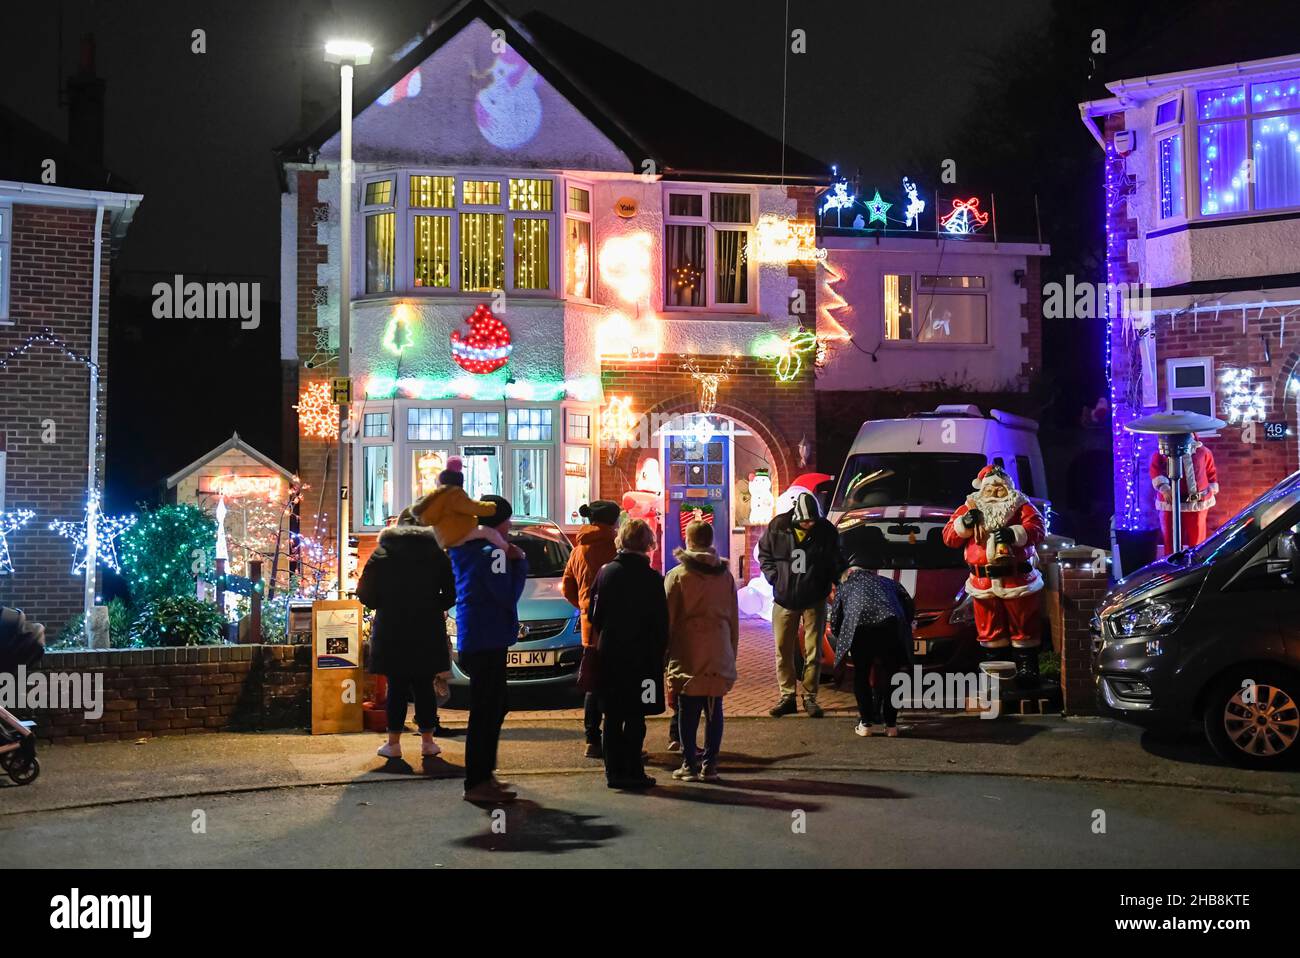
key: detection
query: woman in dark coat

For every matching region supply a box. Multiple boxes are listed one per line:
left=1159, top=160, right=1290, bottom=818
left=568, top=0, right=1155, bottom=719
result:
left=587, top=518, right=668, bottom=790
left=830, top=538, right=915, bottom=737
left=356, top=513, right=457, bottom=760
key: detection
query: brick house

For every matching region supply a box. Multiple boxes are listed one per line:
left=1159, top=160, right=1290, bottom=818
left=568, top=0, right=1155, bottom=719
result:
left=0, top=97, right=142, bottom=635
left=275, top=0, right=828, bottom=579
left=1081, top=42, right=1300, bottom=546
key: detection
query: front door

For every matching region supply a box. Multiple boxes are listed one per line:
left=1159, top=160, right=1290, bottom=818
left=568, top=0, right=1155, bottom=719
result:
left=664, top=426, right=729, bottom=572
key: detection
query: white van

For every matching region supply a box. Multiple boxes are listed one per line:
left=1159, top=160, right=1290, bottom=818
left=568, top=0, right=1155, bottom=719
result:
left=827, top=405, right=1050, bottom=524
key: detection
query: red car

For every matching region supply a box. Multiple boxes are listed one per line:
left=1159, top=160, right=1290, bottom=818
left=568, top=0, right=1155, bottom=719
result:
left=825, top=504, right=980, bottom=674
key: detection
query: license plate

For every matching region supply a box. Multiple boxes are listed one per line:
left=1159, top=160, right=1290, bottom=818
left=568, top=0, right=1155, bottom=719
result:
left=913, top=640, right=929, bottom=656
left=507, top=649, right=557, bottom=667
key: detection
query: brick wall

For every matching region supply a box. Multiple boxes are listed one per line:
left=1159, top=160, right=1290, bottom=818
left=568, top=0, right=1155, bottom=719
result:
left=599, top=353, right=816, bottom=500
left=1049, top=547, right=1108, bottom=715
left=1019, top=254, right=1044, bottom=381
left=19, top=644, right=311, bottom=743
left=0, top=204, right=111, bottom=634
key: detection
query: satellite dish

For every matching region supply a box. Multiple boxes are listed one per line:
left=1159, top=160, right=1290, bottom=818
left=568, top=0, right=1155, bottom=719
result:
left=1125, top=411, right=1226, bottom=435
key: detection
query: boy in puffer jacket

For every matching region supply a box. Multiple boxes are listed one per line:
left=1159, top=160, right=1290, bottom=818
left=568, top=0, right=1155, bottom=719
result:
left=664, top=521, right=739, bottom=782
left=414, top=456, right=506, bottom=551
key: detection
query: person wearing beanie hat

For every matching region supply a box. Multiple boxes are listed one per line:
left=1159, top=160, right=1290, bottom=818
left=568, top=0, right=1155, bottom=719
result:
left=413, top=455, right=506, bottom=551
left=562, top=500, right=621, bottom=759
left=449, top=494, right=528, bottom=803
left=758, top=490, right=844, bottom=718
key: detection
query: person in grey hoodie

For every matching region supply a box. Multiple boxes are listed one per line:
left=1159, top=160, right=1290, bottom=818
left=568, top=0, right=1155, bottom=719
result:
left=664, top=520, right=739, bottom=782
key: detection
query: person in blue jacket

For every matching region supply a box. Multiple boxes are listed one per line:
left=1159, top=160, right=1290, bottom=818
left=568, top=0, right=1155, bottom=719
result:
left=449, top=495, right=528, bottom=803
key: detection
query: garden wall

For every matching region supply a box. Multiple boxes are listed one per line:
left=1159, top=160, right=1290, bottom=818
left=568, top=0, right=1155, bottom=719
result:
left=20, top=644, right=312, bottom=744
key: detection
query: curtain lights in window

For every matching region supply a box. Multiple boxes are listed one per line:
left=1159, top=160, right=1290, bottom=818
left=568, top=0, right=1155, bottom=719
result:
left=0, top=508, right=34, bottom=575
left=296, top=381, right=340, bottom=440
left=49, top=491, right=137, bottom=575
left=450, top=304, right=513, bottom=374
left=598, top=233, right=653, bottom=303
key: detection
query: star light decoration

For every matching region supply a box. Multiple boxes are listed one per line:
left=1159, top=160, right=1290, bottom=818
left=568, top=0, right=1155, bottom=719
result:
left=864, top=189, right=892, bottom=227
left=0, top=509, right=35, bottom=575
left=49, top=492, right=137, bottom=576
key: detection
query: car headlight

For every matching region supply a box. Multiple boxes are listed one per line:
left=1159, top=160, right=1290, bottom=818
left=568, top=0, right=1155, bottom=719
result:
left=1105, top=596, right=1189, bottom=638
left=949, top=589, right=975, bottom=625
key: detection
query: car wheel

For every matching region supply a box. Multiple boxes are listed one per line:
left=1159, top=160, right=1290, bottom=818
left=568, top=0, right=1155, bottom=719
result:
left=1202, top=667, right=1300, bottom=769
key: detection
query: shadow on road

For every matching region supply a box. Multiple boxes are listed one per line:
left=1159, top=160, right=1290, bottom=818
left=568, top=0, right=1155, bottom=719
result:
left=889, top=714, right=1052, bottom=746
left=454, top=799, right=623, bottom=853
left=639, top=774, right=908, bottom=812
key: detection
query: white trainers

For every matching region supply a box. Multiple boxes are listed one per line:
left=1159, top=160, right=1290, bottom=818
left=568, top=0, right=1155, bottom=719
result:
left=421, top=740, right=442, bottom=757
left=377, top=742, right=402, bottom=759
left=854, top=722, right=873, bottom=737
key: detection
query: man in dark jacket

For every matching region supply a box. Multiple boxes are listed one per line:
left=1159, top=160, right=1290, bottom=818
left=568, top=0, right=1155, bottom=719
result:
left=356, top=517, right=456, bottom=762
left=758, top=492, right=844, bottom=718
left=448, top=495, right=528, bottom=803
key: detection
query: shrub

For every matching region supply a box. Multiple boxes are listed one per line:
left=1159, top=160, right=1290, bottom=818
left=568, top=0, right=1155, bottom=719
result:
left=51, top=599, right=137, bottom=649
left=130, top=596, right=227, bottom=647
left=119, top=505, right=217, bottom=607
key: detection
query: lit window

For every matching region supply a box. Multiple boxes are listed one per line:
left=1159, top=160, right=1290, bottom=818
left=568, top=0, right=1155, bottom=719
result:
left=508, top=408, right=552, bottom=441
left=1252, top=77, right=1300, bottom=113
left=1199, top=121, right=1248, bottom=215
left=365, top=212, right=395, bottom=293
left=460, top=410, right=501, bottom=437
left=462, top=446, right=501, bottom=500
left=509, top=178, right=553, bottom=211
left=710, top=192, right=751, bottom=223
left=364, top=179, right=394, bottom=205
left=565, top=217, right=592, bottom=298
left=920, top=275, right=985, bottom=289
left=1253, top=113, right=1300, bottom=210
left=1194, top=78, right=1300, bottom=216
left=563, top=446, right=591, bottom=525
left=412, top=214, right=451, bottom=288
left=362, top=445, right=392, bottom=527
left=714, top=229, right=748, bottom=304
left=883, top=274, right=913, bottom=340
left=460, top=213, right=505, bottom=292
left=1158, top=134, right=1186, bottom=218
left=668, top=193, right=703, bottom=217
left=513, top=448, right=549, bottom=518
left=918, top=295, right=987, bottom=344
left=664, top=189, right=754, bottom=309
left=567, top=185, right=590, bottom=213
left=410, top=175, right=454, bottom=208
left=363, top=412, right=390, bottom=437
left=666, top=224, right=705, bottom=307
left=408, top=407, right=453, bottom=441
left=512, top=217, right=550, bottom=290
left=462, top=179, right=501, bottom=205
left=567, top=412, right=591, bottom=441
left=411, top=448, right=449, bottom=499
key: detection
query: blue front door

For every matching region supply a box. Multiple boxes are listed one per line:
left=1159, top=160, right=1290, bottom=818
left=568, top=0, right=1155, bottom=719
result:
left=664, top=430, right=729, bottom=571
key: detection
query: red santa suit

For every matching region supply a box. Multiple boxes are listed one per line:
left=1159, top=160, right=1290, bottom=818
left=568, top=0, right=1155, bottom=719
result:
left=1150, top=438, right=1218, bottom=553
left=942, top=467, right=1046, bottom=650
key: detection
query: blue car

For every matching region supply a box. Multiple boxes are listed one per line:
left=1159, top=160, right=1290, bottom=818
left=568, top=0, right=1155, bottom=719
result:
left=446, top=517, right=584, bottom=687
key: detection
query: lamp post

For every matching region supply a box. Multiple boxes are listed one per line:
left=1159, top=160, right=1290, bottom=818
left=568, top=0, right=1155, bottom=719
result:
left=324, top=39, right=372, bottom=596
left=1125, top=411, right=1226, bottom=555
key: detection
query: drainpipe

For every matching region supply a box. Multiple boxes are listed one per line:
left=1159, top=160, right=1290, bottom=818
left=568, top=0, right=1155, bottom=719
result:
left=85, top=201, right=104, bottom=646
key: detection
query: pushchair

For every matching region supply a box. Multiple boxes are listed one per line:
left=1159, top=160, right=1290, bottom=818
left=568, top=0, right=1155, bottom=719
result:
left=0, top=607, right=46, bottom=785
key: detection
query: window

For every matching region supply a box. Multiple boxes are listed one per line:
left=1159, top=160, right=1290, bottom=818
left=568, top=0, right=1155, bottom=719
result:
left=567, top=412, right=591, bottom=441
left=410, top=175, right=454, bottom=208
left=1195, top=78, right=1300, bottom=215
left=883, top=274, right=913, bottom=341
left=508, top=408, right=552, bottom=441
left=1158, top=133, right=1186, bottom=219
left=885, top=273, right=988, bottom=344
left=461, top=446, right=501, bottom=499
left=363, top=178, right=396, bottom=294
left=411, top=448, right=449, bottom=500
left=408, top=407, right=453, bottom=441
left=413, top=214, right=452, bottom=288
left=1167, top=357, right=1215, bottom=417
left=362, top=412, right=390, bottom=437
left=1014, top=455, right=1037, bottom=498
left=664, top=189, right=755, bottom=310
left=1153, top=95, right=1183, bottom=130
left=361, top=445, right=392, bottom=527
left=461, top=410, right=500, bottom=437
left=513, top=448, right=549, bottom=518
left=509, top=178, right=553, bottom=212
left=0, top=203, right=9, bottom=322
left=463, top=179, right=501, bottom=205
left=512, top=217, right=550, bottom=290
left=563, top=445, right=591, bottom=525
left=460, top=212, right=505, bottom=292
left=564, top=183, right=592, bottom=299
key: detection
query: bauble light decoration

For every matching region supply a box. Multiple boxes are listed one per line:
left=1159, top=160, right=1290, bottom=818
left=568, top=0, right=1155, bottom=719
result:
left=451, top=304, right=513, bottom=374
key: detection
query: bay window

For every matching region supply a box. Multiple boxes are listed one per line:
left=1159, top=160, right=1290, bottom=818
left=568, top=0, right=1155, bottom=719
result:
left=664, top=189, right=755, bottom=310
left=564, top=183, right=592, bottom=299
left=363, top=178, right=396, bottom=294
left=1193, top=77, right=1300, bottom=215
left=361, top=444, right=392, bottom=527
left=1158, top=133, right=1186, bottom=219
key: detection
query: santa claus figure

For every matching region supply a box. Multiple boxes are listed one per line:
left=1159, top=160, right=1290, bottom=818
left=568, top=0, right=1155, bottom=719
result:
left=942, top=465, right=1047, bottom=685
left=1150, top=434, right=1218, bottom=554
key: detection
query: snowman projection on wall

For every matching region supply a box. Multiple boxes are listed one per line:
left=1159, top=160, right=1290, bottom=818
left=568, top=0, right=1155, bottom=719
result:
left=474, top=46, right=543, bottom=150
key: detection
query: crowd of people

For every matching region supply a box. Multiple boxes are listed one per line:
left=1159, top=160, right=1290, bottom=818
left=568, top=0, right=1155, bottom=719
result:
left=358, top=459, right=917, bottom=805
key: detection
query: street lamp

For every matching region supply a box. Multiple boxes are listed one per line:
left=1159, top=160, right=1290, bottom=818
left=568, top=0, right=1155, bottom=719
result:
left=1125, top=411, right=1226, bottom=555
left=324, top=38, right=372, bottom=596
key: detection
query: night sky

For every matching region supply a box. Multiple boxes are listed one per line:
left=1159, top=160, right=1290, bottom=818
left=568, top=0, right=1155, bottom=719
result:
left=1, top=0, right=1070, bottom=507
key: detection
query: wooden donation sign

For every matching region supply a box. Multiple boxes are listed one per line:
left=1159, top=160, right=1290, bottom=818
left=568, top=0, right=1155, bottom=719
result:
left=311, top=599, right=364, bottom=734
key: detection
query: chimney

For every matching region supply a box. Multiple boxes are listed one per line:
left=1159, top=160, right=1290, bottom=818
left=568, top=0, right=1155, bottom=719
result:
left=66, top=34, right=105, bottom=169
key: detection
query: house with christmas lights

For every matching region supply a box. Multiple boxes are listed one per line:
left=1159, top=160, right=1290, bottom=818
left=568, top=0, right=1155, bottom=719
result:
left=1081, top=36, right=1300, bottom=546
left=0, top=44, right=142, bottom=634
left=275, top=0, right=829, bottom=579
